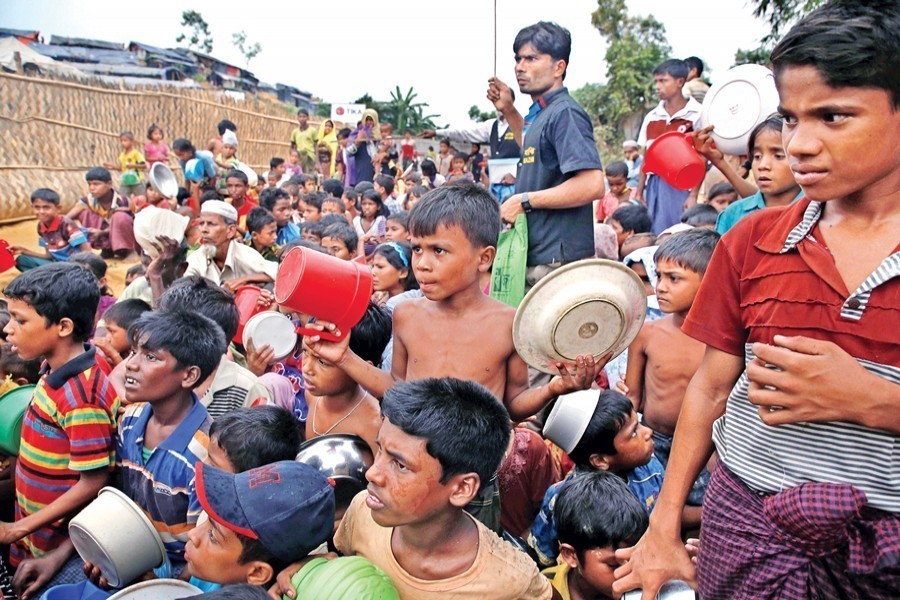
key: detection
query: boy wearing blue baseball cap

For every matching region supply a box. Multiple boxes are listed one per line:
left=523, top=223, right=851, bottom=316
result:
left=184, top=460, right=335, bottom=592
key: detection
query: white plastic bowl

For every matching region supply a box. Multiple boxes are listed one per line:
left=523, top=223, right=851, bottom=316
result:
left=107, top=579, right=202, bottom=599
left=69, top=487, right=167, bottom=589
left=243, top=311, right=298, bottom=361
left=699, top=64, right=780, bottom=156
left=542, top=390, right=601, bottom=454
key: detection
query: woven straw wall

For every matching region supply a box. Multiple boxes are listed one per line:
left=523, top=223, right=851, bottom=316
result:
left=0, top=72, right=317, bottom=223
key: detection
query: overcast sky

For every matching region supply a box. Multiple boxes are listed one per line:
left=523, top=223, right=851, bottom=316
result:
left=3, top=0, right=772, bottom=126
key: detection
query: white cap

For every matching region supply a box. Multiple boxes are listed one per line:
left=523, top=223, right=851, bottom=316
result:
left=659, top=223, right=694, bottom=237
left=200, top=200, right=238, bottom=222
left=222, top=129, right=238, bottom=147
left=623, top=139, right=639, bottom=149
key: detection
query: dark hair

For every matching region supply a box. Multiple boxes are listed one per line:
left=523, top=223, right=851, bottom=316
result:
left=342, top=187, right=358, bottom=206
left=0, top=342, right=42, bottom=384
left=278, top=240, right=327, bottom=261
left=172, top=138, right=195, bottom=154
left=337, top=127, right=352, bottom=140
left=300, top=221, right=326, bottom=240
left=770, top=1, right=899, bottom=109
left=159, top=276, right=239, bottom=342
left=439, top=138, right=451, bottom=147
left=707, top=182, right=736, bottom=201
left=452, top=152, right=468, bottom=163
left=31, top=188, right=60, bottom=206
left=128, top=310, right=225, bottom=383
left=407, top=185, right=428, bottom=200
left=605, top=161, right=629, bottom=179
left=85, top=167, right=112, bottom=183
left=373, top=242, right=418, bottom=292
left=293, top=173, right=315, bottom=188
left=217, top=120, right=237, bottom=136
left=69, top=251, right=108, bottom=281
left=555, top=471, right=648, bottom=561
left=208, top=406, right=301, bottom=472
left=126, top=263, right=146, bottom=280
left=374, top=174, right=395, bottom=196
left=348, top=303, right=392, bottom=366
left=119, top=131, right=135, bottom=141
left=568, top=391, right=633, bottom=465
left=653, top=58, right=689, bottom=81
left=322, top=223, right=358, bottom=253
left=297, top=108, right=309, bottom=117
left=361, top=189, right=388, bottom=218
left=409, top=184, right=500, bottom=249
left=680, top=204, right=719, bottom=227
left=225, top=169, right=249, bottom=186
left=514, top=22, right=572, bottom=78
left=684, top=56, right=704, bottom=76
left=611, top=205, right=652, bottom=235
left=747, top=114, right=785, bottom=155
left=259, top=187, right=291, bottom=212
left=319, top=213, right=349, bottom=228
left=102, top=299, right=151, bottom=331
left=303, top=191, right=325, bottom=212
left=381, top=378, right=511, bottom=486
left=246, top=207, right=276, bottom=235
left=354, top=181, right=375, bottom=195
left=147, top=124, right=163, bottom=140
left=420, top=159, right=437, bottom=179
left=321, top=178, right=344, bottom=199
left=269, top=157, right=285, bottom=170
left=386, top=210, right=409, bottom=230
left=654, top=228, right=720, bottom=275
left=199, top=190, right=221, bottom=205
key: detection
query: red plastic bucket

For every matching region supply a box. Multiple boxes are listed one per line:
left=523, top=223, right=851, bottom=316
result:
left=642, top=131, right=706, bottom=191
left=233, top=285, right=264, bottom=344
left=275, top=247, right=373, bottom=342
left=0, top=240, right=15, bottom=273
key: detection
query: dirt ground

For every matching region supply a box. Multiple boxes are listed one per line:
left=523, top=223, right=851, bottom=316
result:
left=0, top=219, right=136, bottom=295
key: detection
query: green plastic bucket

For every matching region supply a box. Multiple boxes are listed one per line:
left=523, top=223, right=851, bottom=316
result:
left=0, top=384, right=35, bottom=455
left=287, top=556, right=400, bottom=600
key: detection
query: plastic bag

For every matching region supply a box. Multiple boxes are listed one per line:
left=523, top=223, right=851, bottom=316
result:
left=120, top=170, right=140, bottom=186
left=490, top=214, right=528, bottom=307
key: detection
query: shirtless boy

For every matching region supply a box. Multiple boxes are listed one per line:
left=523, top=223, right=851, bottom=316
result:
left=622, top=229, right=718, bottom=523
left=306, top=184, right=604, bottom=532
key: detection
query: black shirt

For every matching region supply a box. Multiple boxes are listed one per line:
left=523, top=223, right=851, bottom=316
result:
left=514, top=87, right=602, bottom=266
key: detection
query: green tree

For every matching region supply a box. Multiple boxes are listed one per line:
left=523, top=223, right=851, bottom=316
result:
left=468, top=105, right=494, bottom=122
left=232, top=31, right=262, bottom=67
left=356, top=87, right=442, bottom=132
left=733, top=0, right=825, bottom=68
left=175, top=10, right=213, bottom=54
left=587, top=0, right=671, bottom=152
left=315, top=103, right=332, bottom=118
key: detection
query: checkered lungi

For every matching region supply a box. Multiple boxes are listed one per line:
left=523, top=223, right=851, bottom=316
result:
left=697, top=463, right=900, bottom=599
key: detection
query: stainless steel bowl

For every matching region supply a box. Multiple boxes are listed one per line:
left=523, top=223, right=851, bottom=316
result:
left=149, top=162, right=178, bottom=198
left=621, top=580, right=696, bottom=599
left=296, top=434, right=374, bottom=505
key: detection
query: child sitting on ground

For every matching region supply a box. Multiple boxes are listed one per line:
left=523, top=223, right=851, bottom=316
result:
left=0, top=264, right=119, bottom=588
left=321, top=224, right=358, bottom=261
left=276, top=378, right=552, bottom=599
left=259, top=188, right=300, bottom=245
left=446, top=152, right=475, bottom=184
left=185, top=461, right=334, bottom=592
left=306, top=185, right=603, bottom=532
left=529, top=390, right=663, bottom=567
left=302, top=303, right=392, bottom=453
left=384, top=210, right=409, bottom=241
left=608, top=205, right=652, bottom=259
left=10, top=188, right=92, bottom=272
left=354, top=190, right=388, bottom=256
left=94, top=299, right=151, bottom=367
left=622, top=228, right=719, bottom=514
left=245, top=208, right=280, bottom=262
left=544, top=471, right=649, bottom=599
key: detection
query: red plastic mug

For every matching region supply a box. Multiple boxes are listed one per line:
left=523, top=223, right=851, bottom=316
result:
left=233, top=285, right=265, bottom=344
left=275, top=247, right=373, bottom=342
left=642, top=131, right=706, bottom=191
left=0, top=241, right=15, bottom=273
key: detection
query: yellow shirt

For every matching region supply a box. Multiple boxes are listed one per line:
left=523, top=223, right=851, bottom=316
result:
left=541, top=562, right=572, bottom=600
left=290, top=125, right=318, bottom=160
left=119, top=149, right=146, bottom=181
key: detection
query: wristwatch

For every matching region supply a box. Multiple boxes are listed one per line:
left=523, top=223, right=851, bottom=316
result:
left=521, top=192, right=533, bottom=213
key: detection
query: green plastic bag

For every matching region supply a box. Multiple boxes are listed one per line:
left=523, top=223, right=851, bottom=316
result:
left=490, top=214, right=528, bottom=307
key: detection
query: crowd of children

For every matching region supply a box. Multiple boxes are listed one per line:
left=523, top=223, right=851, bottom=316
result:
left=0, top=3, right=896, bottom=598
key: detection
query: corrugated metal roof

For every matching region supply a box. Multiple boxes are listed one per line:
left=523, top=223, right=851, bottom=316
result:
left=30, top=43, right=140, bottom=65
left=49, top=35, right=122, bottom=51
